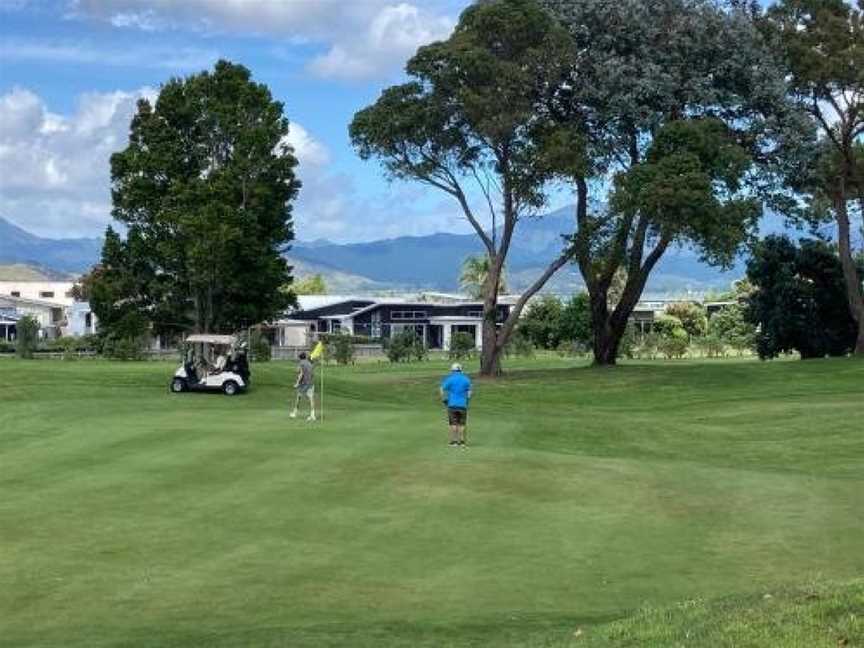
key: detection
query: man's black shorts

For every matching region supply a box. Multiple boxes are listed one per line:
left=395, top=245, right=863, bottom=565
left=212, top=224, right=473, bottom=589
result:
left=447, top=407, right=467, bottom=426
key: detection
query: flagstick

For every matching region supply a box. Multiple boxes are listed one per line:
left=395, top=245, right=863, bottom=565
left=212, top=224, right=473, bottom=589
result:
left=320, top=357, right=324, bottom=422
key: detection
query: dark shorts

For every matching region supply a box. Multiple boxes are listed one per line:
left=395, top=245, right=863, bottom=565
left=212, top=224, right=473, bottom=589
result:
left=447, top=407, right=467, bottom=426
left=296, top=384, right=314, bottom=397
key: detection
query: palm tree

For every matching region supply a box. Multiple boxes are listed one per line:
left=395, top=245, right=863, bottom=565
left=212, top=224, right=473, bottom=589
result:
left=459, top=255, right=508, bottom=299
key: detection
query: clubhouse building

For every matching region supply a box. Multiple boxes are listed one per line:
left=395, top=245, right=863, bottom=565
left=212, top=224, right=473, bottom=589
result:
left=272, top=294, right=515, bottom=350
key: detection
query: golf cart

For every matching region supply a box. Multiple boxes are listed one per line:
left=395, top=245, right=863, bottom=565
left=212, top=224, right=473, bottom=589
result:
left=170, top=334, right=250, bottom=396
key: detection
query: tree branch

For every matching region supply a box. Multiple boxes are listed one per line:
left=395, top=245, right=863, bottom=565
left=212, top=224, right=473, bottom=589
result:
left=495, top=250, right=573, bottom=350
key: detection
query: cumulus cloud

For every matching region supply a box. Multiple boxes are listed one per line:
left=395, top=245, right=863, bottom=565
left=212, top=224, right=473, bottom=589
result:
left=0, top=86, right=343, bottom=241
left=284, top=123, right=330, bottom=168
left=68, top=0, right=456, bottom=80
left=308, top=4, right=454, bottom=80
left=0, top=86, right=156, bottom=237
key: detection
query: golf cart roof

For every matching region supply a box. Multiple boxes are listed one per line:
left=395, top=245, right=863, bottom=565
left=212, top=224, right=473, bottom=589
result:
left=185, top=334, right=237, bottom=345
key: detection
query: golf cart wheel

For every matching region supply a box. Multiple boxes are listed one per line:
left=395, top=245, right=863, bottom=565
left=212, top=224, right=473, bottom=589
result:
left=170, top=378, right=187, bottom=393
left=223, top=381, right=239, bottom=396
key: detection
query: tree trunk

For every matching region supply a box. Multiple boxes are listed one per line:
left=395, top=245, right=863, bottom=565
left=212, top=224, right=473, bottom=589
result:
left=589, top=290, right=616, bottom=366
left=835, top=193, right=864, bottom=354
left=479, top=262, right=503, bottom=377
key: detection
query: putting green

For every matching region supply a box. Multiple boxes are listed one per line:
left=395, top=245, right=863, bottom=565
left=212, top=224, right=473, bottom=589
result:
left=1, top=356, right=861, bottom=646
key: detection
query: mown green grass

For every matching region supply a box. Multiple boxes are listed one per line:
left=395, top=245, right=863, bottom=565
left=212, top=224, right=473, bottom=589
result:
left=0, top=356, right=862, bottom=647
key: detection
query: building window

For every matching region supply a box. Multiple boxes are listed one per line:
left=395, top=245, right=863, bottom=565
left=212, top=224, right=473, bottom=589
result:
left=11, top=291, right=20, bottom=297
left=330, top=320, right=341, bottom=333
left=40, top=291, right=55, bottom=298
left=391, top=310, right=427, bottom=320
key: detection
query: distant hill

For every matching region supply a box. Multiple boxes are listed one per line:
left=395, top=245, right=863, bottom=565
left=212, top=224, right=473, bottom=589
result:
left=0, top=217, right=102, bottom=274
left=0, top=264, right=74, bottom=281
left=1, top=210, right=812, bottom=295
left=289, top=206, right=755, bottom=295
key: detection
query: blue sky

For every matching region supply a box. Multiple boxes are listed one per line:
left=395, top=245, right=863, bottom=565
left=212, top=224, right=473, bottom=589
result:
left=0, top=0, right=482, bottom=242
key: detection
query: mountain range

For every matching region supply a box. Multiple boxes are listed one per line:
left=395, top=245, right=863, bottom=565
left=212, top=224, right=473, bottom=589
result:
left=0, top=217, right=102, bottom=276
left=0, top=210, right=778, bottom=295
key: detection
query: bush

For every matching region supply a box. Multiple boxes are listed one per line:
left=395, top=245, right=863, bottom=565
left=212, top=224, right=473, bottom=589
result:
left=559, top=293, right=592, bottom=347
left=694, top=333, right=727, bottom=358
left=665, top=302, right=708, bottom=338
left=328, top=333, right=355, bottom=365
left=658, top=328, right=690, bottom=359
left=520, top=295, right=563, bottom=349
left=634, top=332, right=660, bottom=360
left=653, top=314, right=684, bottom=338
left=102, top=335, right=147, bottom=360
left=319, top=333, right=380, bottom=345
left=505, top=328, right=535, bottom=358
left=411, top=338, right=428, bottom=362
left=618, top=323, right=638, bottom=360
left=249, top=329, right=271, bottom=362
left=708, top=304, right=755, bottom=356
left=386, top=329, right=417, bottom=363
left=15, top=315, right=39, bottom=359
left=448, top=331, right=476, bottom=360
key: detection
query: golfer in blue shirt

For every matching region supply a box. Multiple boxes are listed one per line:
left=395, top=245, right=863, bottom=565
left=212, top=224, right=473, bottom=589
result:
left=440, top=363, right=472, bottom=448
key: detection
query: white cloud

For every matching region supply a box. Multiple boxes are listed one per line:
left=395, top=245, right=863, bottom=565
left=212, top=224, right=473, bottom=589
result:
left=0, top=86, right=154, bottom=237
left=308, top=3, right=454, bottom=80
left=284, top=123, right=330, bottom=168
left=68, top=0, right=457, bottom=80
left=0, top=86, right=341, bottom=242
left=0, top=36, right=218, bottom=70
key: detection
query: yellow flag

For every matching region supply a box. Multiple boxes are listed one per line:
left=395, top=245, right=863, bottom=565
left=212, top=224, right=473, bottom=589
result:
left=310, top=340, right=325, bottom=361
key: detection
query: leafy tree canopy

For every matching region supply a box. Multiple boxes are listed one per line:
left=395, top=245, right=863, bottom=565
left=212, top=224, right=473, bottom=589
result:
left=746, top=235, right=862, bottom=359
left=537, top=0, right=803, bottom=364
left=351, top=0, right=576, bottom=376
left=96, top=60, right=299, bottom=336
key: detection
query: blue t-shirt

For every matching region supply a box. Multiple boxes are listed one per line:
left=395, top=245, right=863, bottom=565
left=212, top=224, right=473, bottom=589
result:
left=441, top=372, right=472, bottom=409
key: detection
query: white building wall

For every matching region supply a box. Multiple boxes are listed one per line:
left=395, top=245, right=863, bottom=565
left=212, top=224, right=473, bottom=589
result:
left=0, top=281, right=76, bottom=306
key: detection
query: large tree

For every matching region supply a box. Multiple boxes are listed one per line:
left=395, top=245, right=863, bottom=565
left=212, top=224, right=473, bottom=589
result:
left=538, top=0, right=802, bottom=364
left=765, top=0, right=864, bottom=354
left=101, top=60, right=299, bottom=335
left=350, top=0, right=576, bottom=376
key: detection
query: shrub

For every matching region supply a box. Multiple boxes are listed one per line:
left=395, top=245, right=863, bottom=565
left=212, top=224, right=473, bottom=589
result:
left=328, top=333, right=355, bottom=365
left=634, top=332, right=660, bottom=360
left=708, top=304, right=755, bottom=356
left=653, top=314, right=684, bottom=338
left=319, top=333, right=380, bottom=345
left=448, top=331, right=476, bottom=360
left=618, top=323, right=638, bottom=359
left=15, top=315, right=40, bottom=359
left=559, top=293, right=592, bottom=347
left=505, top=328, right=535, bottom=358
left=386, top=329, right=417, bottom=363
left=658, top=328, right=690, bottom=359
left=249, top=329, right=271, bottom=362
left=520, top=295, right=563, bottom=349
left=665, top=302, right=708, bottom=338
left=696, top=333, right=727, bottom=358
left=102, top=335, right=147, bottom=360
left=411, top=338, right=428, bottom=362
